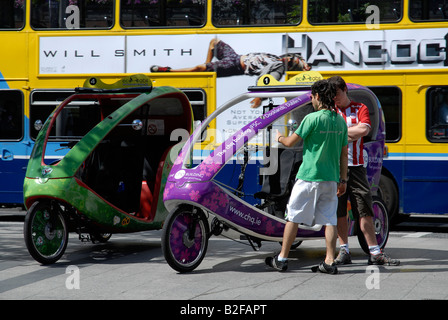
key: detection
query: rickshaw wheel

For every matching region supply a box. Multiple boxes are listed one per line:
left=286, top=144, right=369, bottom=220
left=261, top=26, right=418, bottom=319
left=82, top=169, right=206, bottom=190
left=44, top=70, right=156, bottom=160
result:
left=162, top=206, right=209, bottom=273
left=356, top=196, right=390, bottom=255
left=279, top=240, right=302, bottom=249
left=24, top=200, right=68, bottom=264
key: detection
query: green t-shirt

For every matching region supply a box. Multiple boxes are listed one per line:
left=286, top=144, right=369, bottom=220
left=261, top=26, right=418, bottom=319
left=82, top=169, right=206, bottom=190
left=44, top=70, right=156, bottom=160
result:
left=295, top=109, right=348, bottom=182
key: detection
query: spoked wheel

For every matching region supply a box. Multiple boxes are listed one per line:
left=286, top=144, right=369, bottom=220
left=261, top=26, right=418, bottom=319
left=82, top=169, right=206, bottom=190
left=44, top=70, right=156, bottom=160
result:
left=162, top=206, right=210, bottom=273
left=24, top=200, right=68, bottom=264
left=357, top=196, right=390, bottom=254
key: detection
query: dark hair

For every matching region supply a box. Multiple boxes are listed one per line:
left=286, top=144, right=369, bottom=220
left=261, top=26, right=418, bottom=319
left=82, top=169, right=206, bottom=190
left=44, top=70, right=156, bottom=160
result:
left=327, top=75, right=347, bottom=92
left=281, top=53, right=311, bottom=71
left=311, top=79, right=336, bottom=111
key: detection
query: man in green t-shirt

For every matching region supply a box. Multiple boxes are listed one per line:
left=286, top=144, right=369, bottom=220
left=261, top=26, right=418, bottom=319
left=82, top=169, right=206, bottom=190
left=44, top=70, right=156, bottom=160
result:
left=266, top=79, right=348, bottom=274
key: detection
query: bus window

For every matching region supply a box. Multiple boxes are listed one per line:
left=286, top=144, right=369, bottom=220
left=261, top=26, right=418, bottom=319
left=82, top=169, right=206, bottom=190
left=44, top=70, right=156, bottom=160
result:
left=308, top=0, right=402, bottom=24
left=427, top=87, right=448, bottom=142
left=0, top=90, right=23, bottom=140
left=212, top=0, right=301, bottom=26
left=31, top=0, right=113, bottom=29
left=410, top=0, right=448, bottom=21
left=120, top=0, right=206, bottom=28
left=30, top=90, right=74, bottom=139
left=0, top=0, right=25, bottom=29
left=369, top=86, right=402, bottom=142
left=182, top=89, right=206, bottom=120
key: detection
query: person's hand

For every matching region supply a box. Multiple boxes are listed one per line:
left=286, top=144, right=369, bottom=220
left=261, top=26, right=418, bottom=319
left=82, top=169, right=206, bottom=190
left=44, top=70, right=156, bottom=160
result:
left=250, top=97, right=262, bottom=108
left=301, top=59, right=311, bottom=71
left=337, top=182, right=346, bottom=197
left=276, top=131, right=283, bottom=144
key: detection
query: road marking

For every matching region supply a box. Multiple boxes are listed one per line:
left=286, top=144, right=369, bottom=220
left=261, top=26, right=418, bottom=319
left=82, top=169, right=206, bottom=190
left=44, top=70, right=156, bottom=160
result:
left=403, top=232, right=432, bottom=238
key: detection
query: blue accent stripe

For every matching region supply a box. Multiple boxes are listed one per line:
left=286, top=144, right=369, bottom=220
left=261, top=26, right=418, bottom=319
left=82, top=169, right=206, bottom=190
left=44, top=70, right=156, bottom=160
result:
left=0, top=71, right=9, bottom=89
left=387, top=152, right=448, bottom=160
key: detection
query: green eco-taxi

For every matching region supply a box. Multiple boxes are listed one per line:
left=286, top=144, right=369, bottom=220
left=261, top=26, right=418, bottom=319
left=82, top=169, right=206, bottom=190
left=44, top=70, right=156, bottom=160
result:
left=23, top=75, right=193, bottom=264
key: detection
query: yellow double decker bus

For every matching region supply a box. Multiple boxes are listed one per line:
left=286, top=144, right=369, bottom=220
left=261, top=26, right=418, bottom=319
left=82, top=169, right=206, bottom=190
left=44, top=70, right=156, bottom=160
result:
left=1, top=0, right=447, bottom=220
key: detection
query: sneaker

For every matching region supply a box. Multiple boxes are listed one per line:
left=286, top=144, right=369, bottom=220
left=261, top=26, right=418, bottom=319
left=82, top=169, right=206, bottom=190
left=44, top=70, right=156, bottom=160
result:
left=265, top=255, right=288, bottom=271
left=368, top=251, right=400, bottom=266
left=334, top=248, right=352, bottom=265
left=150, top=65, right=171, bottom=72
left=311, top=261, right=338, bottom=274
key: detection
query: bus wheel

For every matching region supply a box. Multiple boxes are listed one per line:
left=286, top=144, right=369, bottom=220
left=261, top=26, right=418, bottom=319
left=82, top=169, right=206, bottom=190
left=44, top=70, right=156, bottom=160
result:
left=357, top=196, right=389, bottom=255
left=162, top=206, right=209, bottom=273
left=24, top=200, right=68, bottom=264
left=378, top=174, right=398, bottom=222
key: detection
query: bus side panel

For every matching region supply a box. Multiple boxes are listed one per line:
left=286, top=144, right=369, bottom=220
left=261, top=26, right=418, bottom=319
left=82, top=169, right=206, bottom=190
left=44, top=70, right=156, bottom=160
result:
left=0, top=144, right=29, bottom=205
left=384, top=158, right=448, bottom=215
left=403, top=159, right=448, bottom=214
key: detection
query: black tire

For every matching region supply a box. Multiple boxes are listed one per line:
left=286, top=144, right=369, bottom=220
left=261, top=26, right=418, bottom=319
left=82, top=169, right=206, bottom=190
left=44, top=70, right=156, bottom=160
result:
left=279, top=240, right=302, bottom=249
left=290, top=241, right=303, bottom=249
left=162, top=206, right=209, bottom=273
left=357, top=196, right=389, bottom=254
left=24, top=200, right=68, bottom=264
left=378, top=174, right=399, bottom=222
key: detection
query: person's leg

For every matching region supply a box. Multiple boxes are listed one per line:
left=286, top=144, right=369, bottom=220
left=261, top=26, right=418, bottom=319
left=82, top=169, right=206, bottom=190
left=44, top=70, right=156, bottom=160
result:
left=205, top=38, right=219, bottom=63
left=150, top=64, right=207, bottom=72
left=360, top=215, right=378, bottom=247
left=150, top=38, right=219, bottom=73
left=279, top=221, right=298, bottom=259
left=337, top=216, right=349, bottom=245
left=266, top=180, right=313, bottom=271
left=335, top=183, right=352, bottom=264
left=348, top=166, right=377, bottom=247
left=325, top=225, right=338, bottom=265
left=312, top=181, right=339, bottom=274
left=169, top=64, right=207, bottom=72
left=266, top=221, right=296, bottom=271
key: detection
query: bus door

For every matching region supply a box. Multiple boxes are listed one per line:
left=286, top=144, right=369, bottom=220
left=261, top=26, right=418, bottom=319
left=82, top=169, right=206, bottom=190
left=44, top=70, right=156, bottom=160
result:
left=0, top=89, right=27, bottom=205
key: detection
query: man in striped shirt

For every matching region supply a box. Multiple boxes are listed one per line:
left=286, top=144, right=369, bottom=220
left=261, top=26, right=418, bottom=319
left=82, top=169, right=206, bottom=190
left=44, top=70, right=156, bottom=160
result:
left=329, top=76, right=400, bottom=266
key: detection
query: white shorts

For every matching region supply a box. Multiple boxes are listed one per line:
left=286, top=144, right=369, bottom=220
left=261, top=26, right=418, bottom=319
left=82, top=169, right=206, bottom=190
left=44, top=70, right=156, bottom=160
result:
left=285, top=179, right=338, bottom=226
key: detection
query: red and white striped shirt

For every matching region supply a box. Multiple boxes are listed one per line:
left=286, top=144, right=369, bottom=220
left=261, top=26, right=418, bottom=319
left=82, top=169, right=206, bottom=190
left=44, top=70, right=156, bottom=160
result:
left=336, top=101, right=371, bottom=166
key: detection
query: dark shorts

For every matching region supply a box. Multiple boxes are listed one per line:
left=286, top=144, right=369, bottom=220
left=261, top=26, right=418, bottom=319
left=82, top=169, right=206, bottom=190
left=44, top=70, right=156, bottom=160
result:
left=205, top=41, right=244, bottom=77
left=337, top=166, right=374, bottom=219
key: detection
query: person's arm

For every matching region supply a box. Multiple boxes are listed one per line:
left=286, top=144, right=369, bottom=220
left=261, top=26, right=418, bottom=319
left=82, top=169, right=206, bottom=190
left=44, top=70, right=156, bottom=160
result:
left=348, top=105, right=371, bottom=141
left=337, top=145, right=348, bottom=197
left=251, top=61, right=284, bottom=109
left=276, top=131, right=302, bottom=147
left=347, top=123, right=370, bottom=142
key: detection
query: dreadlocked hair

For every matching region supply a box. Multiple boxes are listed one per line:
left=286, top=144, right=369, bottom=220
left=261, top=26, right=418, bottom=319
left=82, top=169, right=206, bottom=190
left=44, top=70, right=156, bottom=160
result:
left=311, top=79, right=337, bottom=111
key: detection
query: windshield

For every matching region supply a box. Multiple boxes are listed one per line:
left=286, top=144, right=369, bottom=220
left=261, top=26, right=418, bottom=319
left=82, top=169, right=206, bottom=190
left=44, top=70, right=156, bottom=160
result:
left=183, top=90, right=312, bottom=171
left=39, top=93, right=138, bottom=164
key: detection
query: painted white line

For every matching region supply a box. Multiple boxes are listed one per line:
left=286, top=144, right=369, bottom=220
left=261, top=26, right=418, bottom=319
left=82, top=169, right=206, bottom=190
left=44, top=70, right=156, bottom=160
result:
left=403, top=232, right=432, bottom=238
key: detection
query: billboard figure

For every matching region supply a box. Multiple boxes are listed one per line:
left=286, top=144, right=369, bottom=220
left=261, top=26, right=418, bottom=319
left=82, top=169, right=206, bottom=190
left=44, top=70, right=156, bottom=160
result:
left=150, top=38, right=311, bottom=108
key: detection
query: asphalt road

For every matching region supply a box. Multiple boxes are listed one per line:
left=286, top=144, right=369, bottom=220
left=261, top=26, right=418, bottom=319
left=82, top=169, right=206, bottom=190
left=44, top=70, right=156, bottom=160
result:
left=1, top=207, right=447, bottom=305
